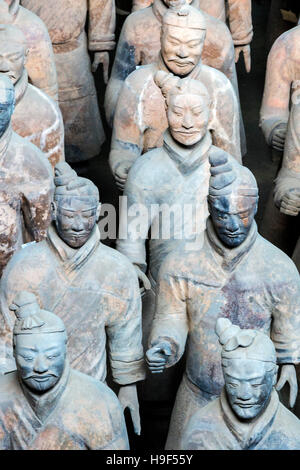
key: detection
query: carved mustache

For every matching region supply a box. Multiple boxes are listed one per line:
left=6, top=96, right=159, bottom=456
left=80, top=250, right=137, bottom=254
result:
left=167, top=57, right=195, bottom=65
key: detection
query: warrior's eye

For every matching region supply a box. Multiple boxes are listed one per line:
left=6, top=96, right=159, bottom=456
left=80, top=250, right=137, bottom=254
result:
left=23, top=356, right=33, bottom=362
left=47, top=354, right=59, bottom=360
left=229, top=383, right=238, bottom=388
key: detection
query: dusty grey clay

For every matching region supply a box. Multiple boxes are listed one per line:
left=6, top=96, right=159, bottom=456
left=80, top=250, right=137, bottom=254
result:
left=1, top=0, right=58, bottom=100
left=181, top=319, right=300, bottom=450
left=0, top=24, right=65, bottom=167
left=0, top=74, right=53, bottom=276
left=0, top=161, right=145, bottom=435
left=0, top=291, right=129, bottom=450
left=146, top=152, right=300, bottom=448
left=21, top=0, right=116, bottom=162
left=109, top=3, right=241, bottom=191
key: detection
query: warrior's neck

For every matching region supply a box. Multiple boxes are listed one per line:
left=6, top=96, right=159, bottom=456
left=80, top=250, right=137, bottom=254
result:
left=15, top=69, right=28, bottom=105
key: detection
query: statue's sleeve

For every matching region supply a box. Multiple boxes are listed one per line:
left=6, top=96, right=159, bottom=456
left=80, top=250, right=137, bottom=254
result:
left=117, top=171, right=154, bottom=271
left=271, top=265, right=300, bottom=364
left=105, top=17, right=140, bottom=126
left=106, top=266, right=145, bottom=385
left=131, top=0, right=153, bottom=11
left=88, top=0, right=116, bottom=52
left=21, top=154, right=54, bottom=243
left=227, top=0, right=253, bottom=46
left=148, top=260, right=189, bottom=367
left=109, top=77, right=144, bottom=176
left=260, top=35, right=293, bottom=145
left=274, top=101, right=300, bottom=206
left=209, top=74, right=242, bottom=163
left=24, top=17, right=58, bottom=101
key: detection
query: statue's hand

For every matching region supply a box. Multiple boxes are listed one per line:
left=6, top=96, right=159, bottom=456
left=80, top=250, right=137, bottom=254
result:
left=280, top=188, right=300, bottom=216
left=92, top=52, right=109, bottom=84
left=235, top=45, right=251, bottom=73
left=114, top=161, right=131, bottom=191
left=146, top=342, right=172, bottom=374
left=134, top=265, right=151, bottom=292
left=271, top=123, right=288, bottom=151
left=118, top=384, right=141, bottom=435
left=276, top=364, right=298, bottom=408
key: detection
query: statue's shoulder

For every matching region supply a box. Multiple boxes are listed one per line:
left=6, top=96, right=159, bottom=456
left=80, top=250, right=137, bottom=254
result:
left=17, top=5, right=51, bottom=39
left=123, top=5, right=156, bottom=32
left=124, top=63, right=155, bottom=89
left=26, top=84, right=59, bottom=123
left=0, top=371, right=20, bottom=400
left=256, top=234, right=299, bottom=275
left=97, top=243, right=138, bottom=281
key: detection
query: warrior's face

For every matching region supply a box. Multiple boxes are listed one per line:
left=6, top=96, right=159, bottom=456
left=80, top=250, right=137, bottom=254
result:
left=0, top=43, right=26, bottom=85
left=168, top=91, right=209, bottom=146
left=14, top=332, right=67, bottom=393
left=0, top=84, right=14, bottom=138
left=209, top=195, right=258, bottom=248
left=224, top=358, right=277, bottom=420
left=53, top=196, right=100, bottom=248
left=161, top=24, right=205, bottom=76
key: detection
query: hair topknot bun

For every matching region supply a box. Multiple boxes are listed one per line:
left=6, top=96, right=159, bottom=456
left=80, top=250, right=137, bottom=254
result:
left=54, top=162, right=99, bottom=200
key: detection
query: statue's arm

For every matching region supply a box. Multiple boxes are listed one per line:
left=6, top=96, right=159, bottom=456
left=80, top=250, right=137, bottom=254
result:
left=210, top=78, right=242, bottom=163
left=147, top=268, right=189, bottom=369
left=24, top=15, right=58, bottom=101
left=88, top=0, right=116, bottom=52
left=227, top=0, right=253, bottom=46
left=105, top=19, right=139, bottom=126
left=260, top=36, right=292, bottom=146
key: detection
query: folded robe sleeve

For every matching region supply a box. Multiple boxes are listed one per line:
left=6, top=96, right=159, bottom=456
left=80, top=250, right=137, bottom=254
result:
left=227, top=0, right=253, bottom=46
left=88, top=0, right=116, bottom=52
left=270, top=266, right=300, bottom=364
left=105, top=264, right=146, bottom=385
left=260, top=34, right=294, bottom=145
left=149, top=261, right=189, bottom=367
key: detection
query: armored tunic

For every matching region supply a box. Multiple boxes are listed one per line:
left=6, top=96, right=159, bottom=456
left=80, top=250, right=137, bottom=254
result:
left=21, top=0, right=116, bottom=161
left=0, top=366, right=129, bottom=450
left=0, top=224, right=145, bottom=387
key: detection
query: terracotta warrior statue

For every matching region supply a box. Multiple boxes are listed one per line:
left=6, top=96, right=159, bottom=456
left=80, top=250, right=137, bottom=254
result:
left=260, top=24, right=300, bottom=153
left=146, top=152, right=300, bottom=449
left=181, top=319, right=300, bottom=450
left=0, top=0, right=58, bottom=100
left=0, top=162, right=145, bottom=435
left=273, top=99, right=300, bottom=272
left=131, top=0, right=253, bottom=73
left=0, top=74, right=53, bottom=276
left=117, top=72, right=237, bottom=400
left=0, top=24, right=64, bottom=167
left=109, top=4, right=241, bottom=191
left=105, top=0, right=242, bottom=127
left=0, top=291, right=129, bottom=450
left=20, top=0, right=116, bottom=162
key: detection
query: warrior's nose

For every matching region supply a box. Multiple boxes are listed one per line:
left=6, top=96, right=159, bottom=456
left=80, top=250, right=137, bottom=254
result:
left=33, top=356, right=48, bottom=374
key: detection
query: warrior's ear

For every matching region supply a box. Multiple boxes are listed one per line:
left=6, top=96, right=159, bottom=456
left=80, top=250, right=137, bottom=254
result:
left=51, top=201, right=57, bottom=221
left=24, top=48, right=29, bottom=65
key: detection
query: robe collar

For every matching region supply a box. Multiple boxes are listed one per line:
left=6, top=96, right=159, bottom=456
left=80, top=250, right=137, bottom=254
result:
left=163, top=129, right=211, bottom=175
left=0, top=124, right=12, bottom=161
left=15, top=69, right=28, bottom=105
left=220, top=388, right=279, bottom=449
left=206, top=218, right=258, bottom=272
left=47, top=223, right=101, bottom=276
left=19, top=359, right=71, bottom=424
left=153, top=0, right=200, bottom=24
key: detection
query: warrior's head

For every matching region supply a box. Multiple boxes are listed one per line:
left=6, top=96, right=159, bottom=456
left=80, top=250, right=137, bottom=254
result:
left=208, top=152, right=258, bottom=248
left=162, top=0, right=193, bottom=9
left=155, top=71, right=211, bottom=146
left=11, top=291, right=67, bottom=393
left=0, top=73, right=15, bottom=138
left=52, top=162, right=101, bottom=248
left=216, top=318, right=278, bottom=421
left=161, top=4, right=206, bottom=77
left=0, top=24, right=28, bottom=86
left=0, top=0, right=14, bottom=22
